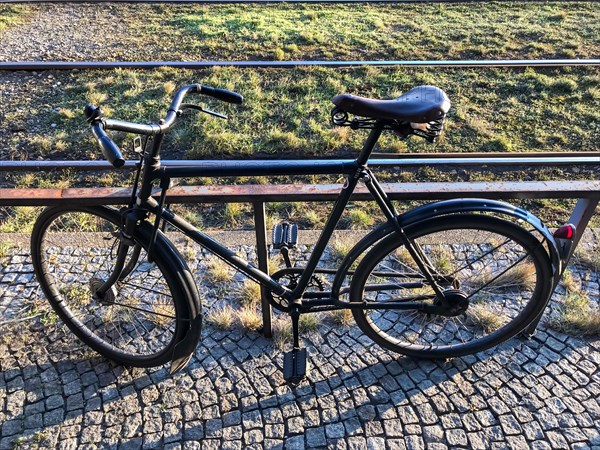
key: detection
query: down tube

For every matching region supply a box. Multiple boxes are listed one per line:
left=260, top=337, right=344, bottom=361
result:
left=159, top=206, right=288, bottom=297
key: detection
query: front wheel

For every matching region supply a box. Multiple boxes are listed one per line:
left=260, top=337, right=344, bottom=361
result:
left=350, top=214, right=552, bottom=358
left=31, top=205, right=197, bottom=367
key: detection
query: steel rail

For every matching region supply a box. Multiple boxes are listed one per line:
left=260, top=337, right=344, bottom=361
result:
left=2, top=59, right=600, bottom=71
left=0, top=0, right=581, bottom=3
left=1, top=155, right=598, bottom=172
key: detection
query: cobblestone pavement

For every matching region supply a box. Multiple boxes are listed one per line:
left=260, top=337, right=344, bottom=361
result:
left=1, top=239, right=599, bottom=450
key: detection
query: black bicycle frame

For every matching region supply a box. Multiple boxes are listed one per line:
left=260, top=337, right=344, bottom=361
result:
left=115, top=123, right=442, bottom=307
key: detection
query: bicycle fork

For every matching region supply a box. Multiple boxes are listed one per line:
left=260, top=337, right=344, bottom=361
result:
left=91, top=210, right=143, bottom=301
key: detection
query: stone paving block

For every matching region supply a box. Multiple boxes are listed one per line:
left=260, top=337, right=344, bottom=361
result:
left=1, top=245, right=600, bottom=450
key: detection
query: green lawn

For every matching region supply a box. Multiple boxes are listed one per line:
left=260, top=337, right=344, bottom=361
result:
left=1, top=2, right=598, bottom=161
left=3, top=64, right=598, bottom=161
left=0, top=5, right=28, bottom=32
left=168, top=2, right=599, bottom=61
left=0, top=2, right=598, bottom=228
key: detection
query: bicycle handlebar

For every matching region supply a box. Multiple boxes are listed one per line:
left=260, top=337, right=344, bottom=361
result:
left=90, top=121, right=126, bottom=168
left=198, top=85, right=244, bottom=104
left=84, top=84, right=243, bottom=167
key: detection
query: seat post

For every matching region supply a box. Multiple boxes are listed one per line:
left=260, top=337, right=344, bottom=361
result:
left=356, top=122, right=385, bottom=166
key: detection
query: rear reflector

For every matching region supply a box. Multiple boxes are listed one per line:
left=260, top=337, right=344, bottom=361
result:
left=553, top=224, right=575, bottom=239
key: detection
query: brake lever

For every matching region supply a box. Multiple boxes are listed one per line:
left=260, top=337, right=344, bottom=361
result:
left=180, top=103, right=227, bottom=119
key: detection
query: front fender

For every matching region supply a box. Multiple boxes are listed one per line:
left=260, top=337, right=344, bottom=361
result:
left=137, top=221, right=203, bottom=374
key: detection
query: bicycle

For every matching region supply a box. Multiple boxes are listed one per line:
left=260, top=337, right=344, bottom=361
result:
left=31, top=83, right=569, bottom=382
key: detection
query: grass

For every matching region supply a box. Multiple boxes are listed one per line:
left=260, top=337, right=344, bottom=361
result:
left=330, top=235, right=354, bottom=263
left=574, top=245, right=600, bottom=272
left=221, top=203, right=246, bottom=227
left=1, top=3, right=598, bottom=230
left=347, top=209, right=375, bottom=229
left=182, top=246, right=197, bottom=261
left=301, top=209, right=324, bottom=228
left=0, top=207, right=42, bottom=233
left=0, top=5, right=28, bottom=32
left=237, top=279, right=262, bottom=306
left=236, top=306, right=263, bottom=331
left=394, top=247, right=418, bottom=270
left=272, top=317, right=293, bottom=349
left=149, top=300, right=176, bottom=327
left=3, top=65, right=598, bottom=207
left=477, top=262, right=537, bottom=291
left=169, top=3, right=599, bottom=62
left=0, top=242, right=12, bottom=259
left=560, top=269, right=579, bottom=293
left=205, top=304, right=236, bottom=330
left=328, top=308, right=354, bottom=326
left=206, top=257, right=233, bottom=283
left=59, top=285, right=91, bottom=306
left=548, top=291, right=600, bottom=337
left=2, top=3, right=599, bottom=162
left=429, top=247, right=455, bottom=275
left=466, top=303, right=504, bottom=333
left=299, top=313, right=321, bottom=332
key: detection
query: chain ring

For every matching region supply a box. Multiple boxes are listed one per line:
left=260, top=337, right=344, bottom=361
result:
left=266, top=268, right=326, bottom=312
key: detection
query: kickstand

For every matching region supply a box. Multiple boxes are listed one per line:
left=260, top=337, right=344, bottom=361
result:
left=283, top=307, right=308, bottom=383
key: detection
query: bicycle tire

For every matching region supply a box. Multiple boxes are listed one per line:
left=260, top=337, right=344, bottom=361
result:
left=31, top=205, right=197, bottom=367
left=349, top=214, right=552, bottom=358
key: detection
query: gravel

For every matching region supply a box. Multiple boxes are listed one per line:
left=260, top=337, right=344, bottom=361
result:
left=0, top=4, right=175, bottom=62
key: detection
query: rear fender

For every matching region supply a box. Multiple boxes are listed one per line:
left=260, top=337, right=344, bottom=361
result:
left=331, top=198, right=561, bottom=296
left=402, top=199, right=561, bottom=284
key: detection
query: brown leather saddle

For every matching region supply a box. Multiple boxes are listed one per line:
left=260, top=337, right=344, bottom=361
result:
left=332, top=85, right=450, bottom=123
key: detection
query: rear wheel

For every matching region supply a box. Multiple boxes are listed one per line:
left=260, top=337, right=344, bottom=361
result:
left=31, top=205, right=192, bottom=367
left=350, top=214, right=552, bottom=358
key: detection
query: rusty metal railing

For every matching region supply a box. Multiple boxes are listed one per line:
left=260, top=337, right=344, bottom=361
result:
left=2, top=154, right=599, bottom=336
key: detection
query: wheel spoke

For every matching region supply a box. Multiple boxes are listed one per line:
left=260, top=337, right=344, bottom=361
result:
left=352, top=215, right=548, bottom=358
left=33, top=207, right=181, bottom=364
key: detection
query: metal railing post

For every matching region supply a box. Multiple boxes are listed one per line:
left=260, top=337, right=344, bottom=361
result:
left=252, top=201, right=273, bottom=338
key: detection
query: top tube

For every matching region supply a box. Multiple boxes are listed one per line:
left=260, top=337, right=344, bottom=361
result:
left=155, top=159, right=361, bottom=179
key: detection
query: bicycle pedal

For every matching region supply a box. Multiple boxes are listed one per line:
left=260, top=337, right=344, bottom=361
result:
left=283, top=347, right=308, bottom=383
left=272, top=222, right=298, bottom=250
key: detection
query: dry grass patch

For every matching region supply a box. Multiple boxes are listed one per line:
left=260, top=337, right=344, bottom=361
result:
left=222, top=203, right=245, bottom=227
left=206, top=305, right=236, bottom=330
left=272, top=317, right=292, bottom=350
left=328, top=308, right=354, bottom=326
left=394, top=247, right=418, bottom=270
left=330, top=235, right=354, bottom=263
left=299, top=313, right=321, bottom=332
left=429, top=246, right=455, bottom=274
left=466, top=303, right=504, bottom=333
left=237, top=279, right=261, bottom=306
left=560, top=269, right=579, bottom=293
left=181, top=246, right=197, bottom=261
left=549, top=292, right=600, bottom=337
left=574, top=245, right=600, bottom=272
left=206, top=257, right=233, bottom=283
left=149, top=300, right=176, bottom=327
left=477, top=262, right=537, bottom=291
left=302, top=209, right=324, bottom=228
left=236, top=306, right=262, bottom=331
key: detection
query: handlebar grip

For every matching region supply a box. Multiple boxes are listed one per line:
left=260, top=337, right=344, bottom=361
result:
left=199, top=85, right=244, bottom=104
left=91, top=122, right=125, bottom=168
